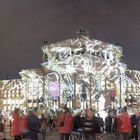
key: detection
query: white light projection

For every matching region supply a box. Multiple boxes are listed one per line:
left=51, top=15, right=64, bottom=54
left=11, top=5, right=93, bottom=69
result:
left=43, top=72, right=74, bottom=107
left=42, top=35, right=125, bottom=77
left=124, top=70, right=140, bottom=109
left=41, top=35, right=126, bottom=109
left=20, top=70, right=44, bottom=109
left=1, top=33, right=140, bottom=112
left=0, top=79, right=23, bottom=118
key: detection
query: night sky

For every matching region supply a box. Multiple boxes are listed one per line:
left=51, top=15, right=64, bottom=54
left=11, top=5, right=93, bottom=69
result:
left=0, top=0, right=140, bottom=80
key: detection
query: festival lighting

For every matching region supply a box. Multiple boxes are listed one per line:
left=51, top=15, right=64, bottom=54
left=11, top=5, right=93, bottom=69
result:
left=48, top=81, right=60, bottom=99
left=1, top=31, right=140, bottom=114
left=41, top=34, right=127, bottom=110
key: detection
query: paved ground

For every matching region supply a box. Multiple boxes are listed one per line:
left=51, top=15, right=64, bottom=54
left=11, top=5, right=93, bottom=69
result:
left=5, top=128, right=122, bottom=140
left=47, top=131, right=121, bottom=140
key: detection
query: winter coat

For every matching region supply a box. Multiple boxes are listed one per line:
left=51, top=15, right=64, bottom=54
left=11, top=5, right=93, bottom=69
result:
left=119, top=112, right=131, bottom=133
left=0, top=123, right=4, bottom=132
left=28, top=115, right=40, bottom=132
left=73, top=115, right=83, bottom=131
left=40, top=117, right=48, bottom=130
left=97, top=117, right=104, bottom=127
left=82, top=116, right=100, bottom=134
left=105, top=115, right=112, bottom=126
left=11, top=112, right=21, bottom=136
left=19, top=116, right=29, bottom=133
left=58, top=111, right=73, bottom=134
left=114, top=116, right=121, bottom=132
left=131, top=114, right=139, bottom=127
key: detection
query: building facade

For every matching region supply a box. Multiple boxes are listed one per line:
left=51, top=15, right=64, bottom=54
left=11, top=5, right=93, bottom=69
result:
left=0, top=32, right=140, bottom=115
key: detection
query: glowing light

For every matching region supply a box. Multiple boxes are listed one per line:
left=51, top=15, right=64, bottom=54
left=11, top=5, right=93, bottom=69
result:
left=48, top=81, right=60, bottom=99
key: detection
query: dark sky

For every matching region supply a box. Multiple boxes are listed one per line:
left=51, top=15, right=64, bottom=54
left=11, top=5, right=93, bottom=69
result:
left=0, top=0, right=140, bottom=80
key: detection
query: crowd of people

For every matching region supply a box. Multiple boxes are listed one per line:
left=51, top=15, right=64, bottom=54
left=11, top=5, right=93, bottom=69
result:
left=57, top=106, right=140, bottom=140
left=0, top=106, right=140, bottom=140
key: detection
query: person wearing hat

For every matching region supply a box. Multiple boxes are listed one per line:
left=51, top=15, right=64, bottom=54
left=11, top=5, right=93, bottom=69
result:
left=73, top=110, right=82, bottom=131
left=82, top=108, right=100, bottom=140
left=27, top=110, right=40, bottom=140
left=130, top=111, right=139, bottom=140
left=11, top=108, right=22, bottom=140
left=0, top=117, right=5, bottom=140
left=119, top=107, right=131, bottom=140
left=57, top=106, right=73, bottom=140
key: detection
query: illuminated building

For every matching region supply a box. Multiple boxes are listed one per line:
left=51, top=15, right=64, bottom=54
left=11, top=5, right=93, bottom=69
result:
left=0, top=30, right=140, bottom=115
left=125, top=70, right=140, bottom=111
left=0, top=79, right=24, bottom=116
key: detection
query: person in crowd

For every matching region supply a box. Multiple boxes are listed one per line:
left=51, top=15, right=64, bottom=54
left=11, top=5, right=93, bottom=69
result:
left=11, top=108, right=22, bottom=140
left=27, top=111, right=40, bottom=140
left=119, top=107, right=131, bottom=140
left=82, top=108, right=100, bottom=140
left=73, top=111, right=82, bottom=131
left=113, top=115, right=121, bottom=136
left=48, top=116, right=55, bottom=131
left=97, top=113, right=104, bottom=133
left=40, top=113, right=48, bottom=140
left=105, top=114, right=112, bottom=134
left=138, top=113, right=140, bottom=140
left=131, top=112, right=139, bottom=140
left=0, top=117, right=5, bottom=140
left=58, top=106, right=73, bottom=140
left=53, top=116, right=58, bottom=131
left=112, top=115, right=116, bottom=133
left=10, top=119, right=12, bottom=136
left=19, top=112, right=30, bottom=139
